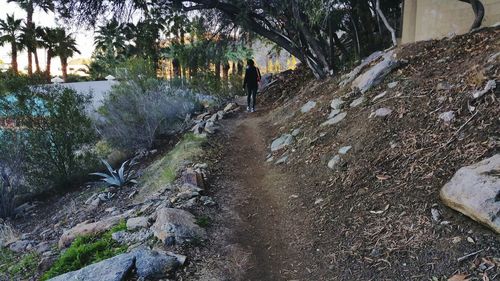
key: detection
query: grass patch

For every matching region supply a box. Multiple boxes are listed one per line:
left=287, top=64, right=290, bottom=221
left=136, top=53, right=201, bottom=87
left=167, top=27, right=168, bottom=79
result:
left=41, top=220, right=127, bottom=280
left=0, top=249, right=40, bottom=279
left=136, top=133, right=206, bottom=202
left=195, top=215, right=212, bottom=228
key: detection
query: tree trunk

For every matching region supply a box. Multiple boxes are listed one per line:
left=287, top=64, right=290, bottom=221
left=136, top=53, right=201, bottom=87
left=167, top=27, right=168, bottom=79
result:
left=26, top=3, right=34, bottom=76
left=291, top=0, right=329, bottom=77
left=172, top=58, right=181, bottom=78
left=46, top=52, right=52, bottom=80
left=61, top=57, right=68, bottom=81
left=34, top=48, right=41, bottom=73
left=11, top=43, right=18, bottom=74
left=376, top=0, right=397, bottom=47
left=215, top=61, right=221, bottom=80
left=459, top=0, right=485, bottom=30
left=222, top=63, right=230, bottom=80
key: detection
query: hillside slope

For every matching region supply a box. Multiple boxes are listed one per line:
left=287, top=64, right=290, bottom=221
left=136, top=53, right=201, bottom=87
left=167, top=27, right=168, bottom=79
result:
left=190, top=26, right=499, bottom=280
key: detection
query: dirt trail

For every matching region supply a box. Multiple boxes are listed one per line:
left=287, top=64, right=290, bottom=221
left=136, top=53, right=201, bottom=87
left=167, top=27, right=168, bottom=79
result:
left=213, top=111, right=324, bottom=281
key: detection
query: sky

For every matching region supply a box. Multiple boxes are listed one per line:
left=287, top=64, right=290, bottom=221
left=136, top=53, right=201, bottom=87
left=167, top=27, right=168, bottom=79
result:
left=0, top=0, right=95, bottom=73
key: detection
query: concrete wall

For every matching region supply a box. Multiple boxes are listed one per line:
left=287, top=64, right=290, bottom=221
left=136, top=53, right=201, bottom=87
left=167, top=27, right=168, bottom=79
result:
left=402, top=0, right=500, bottom=43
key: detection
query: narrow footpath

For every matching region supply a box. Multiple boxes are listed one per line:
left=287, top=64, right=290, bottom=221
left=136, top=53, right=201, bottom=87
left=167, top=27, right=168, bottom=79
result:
left=208, top=110, right=327, bottom=281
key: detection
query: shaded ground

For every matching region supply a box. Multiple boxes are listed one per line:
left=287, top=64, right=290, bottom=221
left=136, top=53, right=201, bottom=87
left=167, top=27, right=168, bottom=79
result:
left=183, top=27, right=499, bottom=281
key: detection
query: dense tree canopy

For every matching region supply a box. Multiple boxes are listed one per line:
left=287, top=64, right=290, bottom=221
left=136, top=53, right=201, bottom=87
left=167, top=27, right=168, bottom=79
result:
left=52, top=0, right=403, bottom=79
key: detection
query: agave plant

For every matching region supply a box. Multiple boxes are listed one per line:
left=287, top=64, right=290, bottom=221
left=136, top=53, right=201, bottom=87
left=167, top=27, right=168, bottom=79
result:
left=91, top=159, right=137, bottom=187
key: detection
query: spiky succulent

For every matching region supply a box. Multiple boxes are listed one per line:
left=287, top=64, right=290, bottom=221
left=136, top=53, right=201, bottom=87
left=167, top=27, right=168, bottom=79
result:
left=91, top=159, right=137, bottom=187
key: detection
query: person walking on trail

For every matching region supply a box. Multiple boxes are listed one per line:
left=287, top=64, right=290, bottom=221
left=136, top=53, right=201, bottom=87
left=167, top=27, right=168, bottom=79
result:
left=243, top=59, right=261, bottom=113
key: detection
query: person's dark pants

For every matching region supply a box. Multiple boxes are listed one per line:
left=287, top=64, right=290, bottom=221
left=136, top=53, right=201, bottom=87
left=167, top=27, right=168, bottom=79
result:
left=247, top=87, right=257, bottom=109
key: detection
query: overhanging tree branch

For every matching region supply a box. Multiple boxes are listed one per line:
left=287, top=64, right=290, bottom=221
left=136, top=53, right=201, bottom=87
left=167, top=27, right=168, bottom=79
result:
left=458, top=0, right=485, bottom=30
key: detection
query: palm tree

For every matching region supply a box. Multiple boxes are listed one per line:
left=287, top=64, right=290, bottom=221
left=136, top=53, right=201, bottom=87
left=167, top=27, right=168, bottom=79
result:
left=8, top=0, right=54, bottom=75
left=0, top=14, right=24, bottom=74
left=94, top=19, right=127, bottom=59
left=54, top=30, right=80, bottom=81
left=39, top=27, right=59, bottom=79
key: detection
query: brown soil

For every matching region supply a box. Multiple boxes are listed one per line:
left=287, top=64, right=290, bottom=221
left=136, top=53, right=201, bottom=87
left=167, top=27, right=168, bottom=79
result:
left=182, top=27, right=499, bottom=281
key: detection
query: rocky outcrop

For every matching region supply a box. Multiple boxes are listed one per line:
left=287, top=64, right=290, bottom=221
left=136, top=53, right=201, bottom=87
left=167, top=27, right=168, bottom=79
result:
left=59, top=211, right=132, bottom=248
left=440, top=154, right=500, bottom=233
left=151, top=207, right=206, bottom=246
left=47, top=253, right=135, bottom=281
left=351, top=50, right=401, bottom=93
left=133, top=248, right=179, bottom=279
left=47, top=248, right=183, bottom=281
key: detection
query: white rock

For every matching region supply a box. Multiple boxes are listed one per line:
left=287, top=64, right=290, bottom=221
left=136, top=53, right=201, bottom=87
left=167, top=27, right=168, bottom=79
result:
left=328, top=109, right=342, bottom=119
left=350, top=96, right=365, bottom=108
left=338, top=146, right=352, bottom=155
left=472, top=80, right=496, bottom=99
left=330, top=98, right=344, bottom=110
left=327, top=155, right=341, bottom=169
left=301, top=101, right=317, bottom=113
left=126, top=216, right=150, bottom=231
left=291, top=128, right=301, bottom=137
left=271, top=134, right=294, bottom=152
left=351, top=50, right=400, bottom=93
left=340, top=51, right=384, bottom=87
left=223, top=103, right=237, bottom=112
left=275, top=155, right=289, bottom=165
left=372, top=91, right=387, bottom=101
left=321, top=112, right=347, bottom=126
left=387, top=81, right=398, bottom=89
left=370, top=107, right=393, bottom=118
left=438, top=111, right=455, bottom=123
left=440, top=154, right=500, bottom=233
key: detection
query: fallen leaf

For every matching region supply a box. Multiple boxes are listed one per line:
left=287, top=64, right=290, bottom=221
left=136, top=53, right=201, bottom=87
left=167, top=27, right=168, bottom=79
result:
left=467, top=237, right=475, bottom=243
left=448, top=274, right=470, bottom=281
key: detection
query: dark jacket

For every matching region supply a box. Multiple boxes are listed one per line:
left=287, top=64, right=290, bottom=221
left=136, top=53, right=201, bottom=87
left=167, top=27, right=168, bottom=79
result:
left=243, top=66, right=261, bottom=89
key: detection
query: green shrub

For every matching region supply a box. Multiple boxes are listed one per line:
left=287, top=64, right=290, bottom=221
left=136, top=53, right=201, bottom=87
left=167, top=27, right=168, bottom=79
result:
left=0, top=86, right=98, bottom=190
left=0, top=249, right=40, bottom=279
left=41, top=221, right=127, bottom=280
left=195, top=215, right=211, bottom=228
left=96, top=77, right=201, bottom=151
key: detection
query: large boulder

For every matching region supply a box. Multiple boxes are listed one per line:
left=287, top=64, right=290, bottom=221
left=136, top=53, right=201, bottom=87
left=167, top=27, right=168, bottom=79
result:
left=126, top=216, right=150, bottom=231
left=59, top=211, right=131, bottom=248
left=132, top=248, right=179, bottom=279
left=440, top=154, right=500, bottom=233
left=47, top=253, right=135, bottom=281
left=351, top=50, right=401, bottom=93
left=271, top=134, right=294, bottom=152
left=151, top=208, right=206, bottom=246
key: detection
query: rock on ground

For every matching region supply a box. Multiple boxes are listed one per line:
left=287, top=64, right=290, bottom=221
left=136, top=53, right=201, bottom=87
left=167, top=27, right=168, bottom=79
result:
left=126, top=216, right=150, bottom=231
left=350, top=96, right=365, bottom=108
left=151, top=207, right=206, bottom=246
left=340, top=51, right=384, bottom=87
left=271, top=134, right=294, bottom=152
left=301, top=101, right=317, bottom=113
left=112, top=229, right=153, bottom=245
left=321, top=112, right=347, bottom=126
left=328, top=155, right=341, bottom=169
left=59, top=211, right=131, bottom=248
left=351, top=50, right=401, bottom=93
left=47, top=253, right=135, bottom=281
left=438, top=111, right=455, bottom=123
left=370, top=107, right=393, bottom=118
left=440, top=154, right=500, bottom=233
left=132, top=248, right=179, bottom=279
left=330, top=98, right=345, bottom=110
